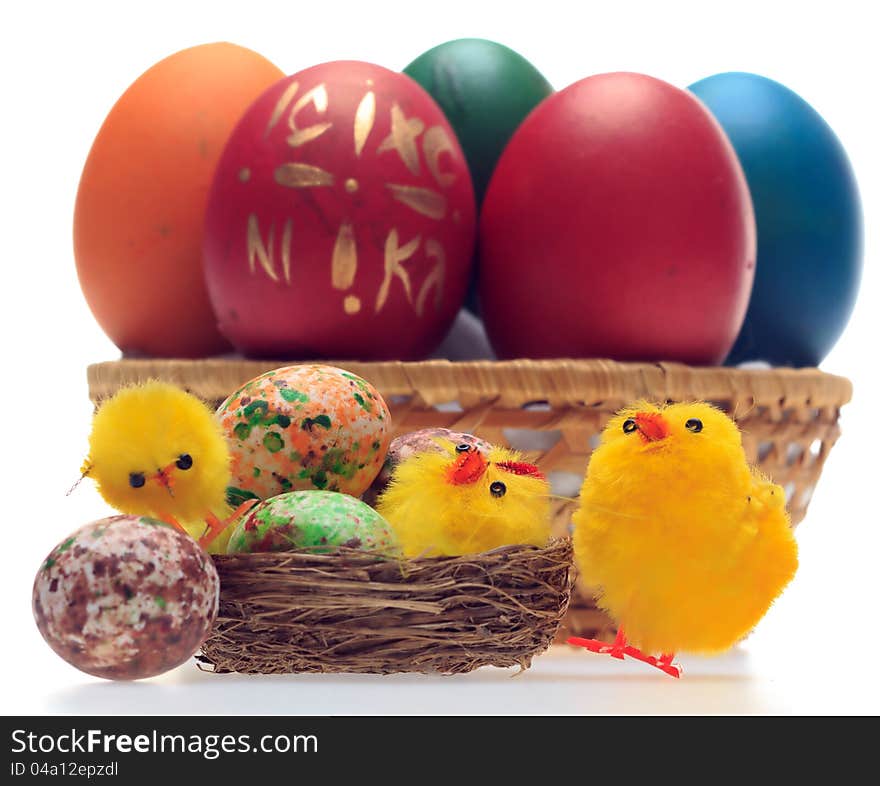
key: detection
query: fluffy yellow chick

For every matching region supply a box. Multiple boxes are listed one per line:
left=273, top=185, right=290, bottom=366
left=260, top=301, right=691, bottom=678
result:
left=377, top=440, right=552, bottom=557
left=82, top=381, right=250, bottom=553
left=570, top=401, right=798, bottom=677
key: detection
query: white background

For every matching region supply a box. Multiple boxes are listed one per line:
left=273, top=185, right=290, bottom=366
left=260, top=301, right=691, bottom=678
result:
left=1, top=0, right=877, bottom=714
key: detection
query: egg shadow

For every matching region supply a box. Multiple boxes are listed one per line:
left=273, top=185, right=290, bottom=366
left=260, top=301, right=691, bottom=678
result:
left=43, top=646, right=772, bottom=715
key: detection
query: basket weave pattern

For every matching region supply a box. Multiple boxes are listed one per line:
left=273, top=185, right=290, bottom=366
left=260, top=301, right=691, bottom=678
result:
left=89, top=358, right=852, bottom=643
left=198, top=540, right=574, bottom=675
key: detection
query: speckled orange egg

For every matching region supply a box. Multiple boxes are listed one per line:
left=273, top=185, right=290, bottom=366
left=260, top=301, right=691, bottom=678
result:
left=74, top=43, right=284, bottom=357
left=217, top=365, right=392, bottom=499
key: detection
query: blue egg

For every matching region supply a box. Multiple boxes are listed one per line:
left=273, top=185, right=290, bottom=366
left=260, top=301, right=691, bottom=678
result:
left=689, top=72, right=862, bottom=367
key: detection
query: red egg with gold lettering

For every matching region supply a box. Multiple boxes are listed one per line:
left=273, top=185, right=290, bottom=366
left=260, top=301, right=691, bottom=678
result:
left=204, top=61, right=476, bottom=360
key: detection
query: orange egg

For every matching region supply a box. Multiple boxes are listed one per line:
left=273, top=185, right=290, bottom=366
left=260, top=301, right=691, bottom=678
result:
left=74, top=43, right=285, bottom=357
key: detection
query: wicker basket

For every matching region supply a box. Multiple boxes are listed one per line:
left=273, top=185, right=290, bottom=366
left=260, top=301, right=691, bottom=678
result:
left=88, top=358, right=852, bottom=644
left=197, top=539, right=574, bottom=675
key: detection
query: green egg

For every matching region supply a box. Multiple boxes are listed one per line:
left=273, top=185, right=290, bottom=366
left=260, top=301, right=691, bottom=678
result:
left=404, top=38, right=553, bottom=208
left=227, top=491, right=399, bottom=555
left=403, top=38, right=553, bottom=311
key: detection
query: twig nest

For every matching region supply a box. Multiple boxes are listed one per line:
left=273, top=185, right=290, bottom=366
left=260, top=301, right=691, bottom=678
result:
left=199, top=538, right=574, bottom=675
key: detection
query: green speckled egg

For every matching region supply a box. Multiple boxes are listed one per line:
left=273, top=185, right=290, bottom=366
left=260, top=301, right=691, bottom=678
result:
left=226, top=491, right=399, bottom=554
left=216, top=364, right=392, bottom=500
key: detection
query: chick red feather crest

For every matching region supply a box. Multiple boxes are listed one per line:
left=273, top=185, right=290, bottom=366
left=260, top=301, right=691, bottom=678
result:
left=495, top=461, right=545, bottom=481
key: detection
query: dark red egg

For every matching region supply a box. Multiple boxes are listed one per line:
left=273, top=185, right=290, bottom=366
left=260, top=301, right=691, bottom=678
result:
left=479, top=72, right=756, bottom=364
left=203, top=61, right=476, bottom=360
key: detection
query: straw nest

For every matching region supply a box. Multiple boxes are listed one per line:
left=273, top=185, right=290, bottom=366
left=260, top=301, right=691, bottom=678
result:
left=197, top=538, right=574, bottom=675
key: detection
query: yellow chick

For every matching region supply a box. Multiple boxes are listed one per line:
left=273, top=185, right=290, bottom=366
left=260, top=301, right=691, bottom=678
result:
left=377, top=440, right=551, bottom=557
left=570, top=401, right=798, bottom=677
left=82, top=381, right=250, bottom=553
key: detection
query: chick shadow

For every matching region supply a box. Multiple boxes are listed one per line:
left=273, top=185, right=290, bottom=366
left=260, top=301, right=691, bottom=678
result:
left=44, top=645, right=771, bottom=715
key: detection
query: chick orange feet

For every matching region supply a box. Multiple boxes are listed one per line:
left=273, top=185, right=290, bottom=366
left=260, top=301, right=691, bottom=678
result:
left=156, top=512, right=189, bottom=536
left=198, top=500, right=259, bottom=549
left=567, top=628, right=682, bottom=679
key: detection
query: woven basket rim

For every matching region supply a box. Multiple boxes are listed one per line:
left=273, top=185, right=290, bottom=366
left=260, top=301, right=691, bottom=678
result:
left=88, top=357, right=852, bottom=410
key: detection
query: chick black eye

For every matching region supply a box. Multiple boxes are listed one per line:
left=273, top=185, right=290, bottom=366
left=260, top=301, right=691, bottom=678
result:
left=685, top=418, right=703, bottom=433
left=490, top=481, right=507, bottom=498
left=455, top=443, right=472, bottom=453
left=176, top=454, right=193, bottom=470
left=129, top=472, right=145, bottom=489
left=622, top=418, right=638, bottom=434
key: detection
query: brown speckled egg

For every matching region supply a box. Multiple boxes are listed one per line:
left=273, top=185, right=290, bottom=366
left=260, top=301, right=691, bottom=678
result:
left=32, top=515, right=219, bottom=680
left=362, top=428, right=491, bottom=506
left=216, top=365, right=392, bottom=500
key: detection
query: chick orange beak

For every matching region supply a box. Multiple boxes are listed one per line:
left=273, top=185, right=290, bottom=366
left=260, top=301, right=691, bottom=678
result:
left=447, top=449, right=488, bottom=485
left=153, top=463, right=177, bottom=496
left=634, top=411, right=669, bottom=443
